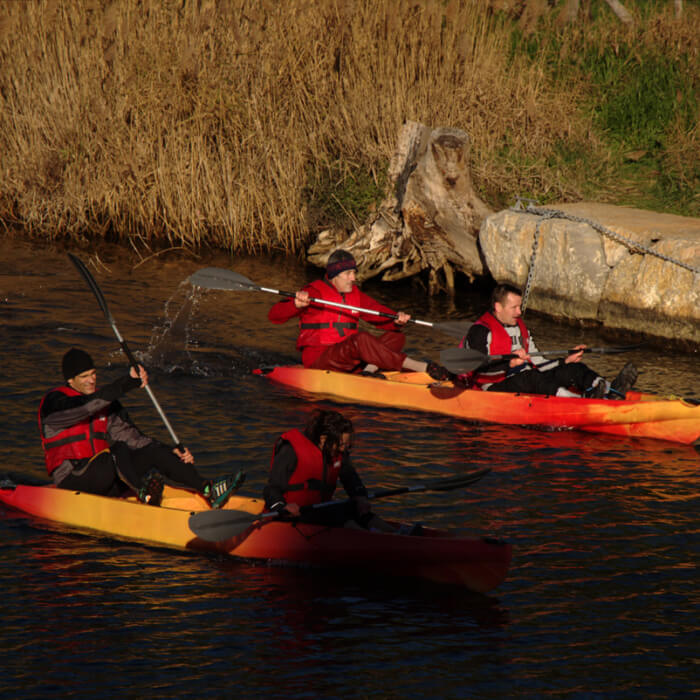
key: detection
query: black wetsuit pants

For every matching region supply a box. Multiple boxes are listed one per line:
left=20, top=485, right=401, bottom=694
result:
left=488, top=363, right=600, bottom=396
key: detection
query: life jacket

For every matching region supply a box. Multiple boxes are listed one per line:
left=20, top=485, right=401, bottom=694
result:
left=296, top=279, right=360, bottom=350
left=273, top=429, right=342, bottom=507
left=38, top=386, right=111, bottom=475
left=459, top=312, right=530, bottom=389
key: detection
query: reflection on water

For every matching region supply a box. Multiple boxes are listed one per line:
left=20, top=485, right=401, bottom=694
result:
left=0, top=236, right=698, bottom=698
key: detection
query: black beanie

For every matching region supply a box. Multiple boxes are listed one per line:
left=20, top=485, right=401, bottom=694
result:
left=326, top=249, right=357, bottom=280
left=62, top=348, right=95, bottom=380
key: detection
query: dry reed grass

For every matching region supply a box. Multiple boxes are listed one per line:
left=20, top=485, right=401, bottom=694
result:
left=0, top=0, right=697, bottom=253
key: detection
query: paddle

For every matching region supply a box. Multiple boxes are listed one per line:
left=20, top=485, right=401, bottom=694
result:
left=188, top=266, right=473, bottom=339
left=188, top=467, right=492, bottom=542
left=439, top=344, right=643, bottom=375
left=68, top=253, right=184, bottom=450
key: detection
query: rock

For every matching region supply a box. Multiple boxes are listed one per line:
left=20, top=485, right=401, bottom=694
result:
left=307, top=121, right=492, bottom=294
left=480, top=202, right=700, bottom=347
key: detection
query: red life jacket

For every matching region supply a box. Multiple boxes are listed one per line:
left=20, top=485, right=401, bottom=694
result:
left=273, top=429, right=342, bottom=507
left=38, top=386, right=111, bottom=475
left=296, top=279, right=360, bottom=350
left=460, top=312, right=530, bottom=389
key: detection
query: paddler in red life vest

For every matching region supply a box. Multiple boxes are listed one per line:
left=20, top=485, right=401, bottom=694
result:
left=264, top=409, right=402, bottom=532
left=38, top=347, right=244, bottom=507
left=268, top=248, right=453, bottom=381
left=460, top=283, right=638, bottom=398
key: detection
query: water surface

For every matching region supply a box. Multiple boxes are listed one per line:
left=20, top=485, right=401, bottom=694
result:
left=0, top=237, right=698, bottom=698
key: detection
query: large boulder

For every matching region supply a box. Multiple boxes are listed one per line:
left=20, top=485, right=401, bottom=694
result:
left=480, top=202, right=700, bottom=347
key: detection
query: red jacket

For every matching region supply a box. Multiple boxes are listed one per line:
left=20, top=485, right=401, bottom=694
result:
left=461, top=312, right=530, bottom=388
left=38, top=385, right=111, bottom=475
left=272, top=429, right=342, bottom=507
left=268, top=278, right=399, bottom=366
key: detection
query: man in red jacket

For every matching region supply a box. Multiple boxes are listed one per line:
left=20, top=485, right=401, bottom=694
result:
left=462, top=284, right=638, bottom=398
left=268, top=249, right=451, bottom=380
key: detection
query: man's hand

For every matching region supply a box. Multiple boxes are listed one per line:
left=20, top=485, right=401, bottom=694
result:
left=130, top=364, right=149, bottom=387
left=173, top=446, right=195, bottom=464
left=395, top=312, right=411, bottom=326
left=509, top=347, right=530, bottom=368
left=284, top=502, right=301, bottom=517
left=294, top=291, right=310, bottom=309
left=565, top=344, right=586, bottom=364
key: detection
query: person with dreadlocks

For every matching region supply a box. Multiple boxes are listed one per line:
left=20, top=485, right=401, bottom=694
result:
left=460, top=283, right=638, bottom=398
left=267, top=248, right=453, bottom=381
left=263, top=409, right=398, bottom=532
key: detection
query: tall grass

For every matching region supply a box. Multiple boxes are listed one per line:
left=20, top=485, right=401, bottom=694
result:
left=0, top=0, right=697, bottom=253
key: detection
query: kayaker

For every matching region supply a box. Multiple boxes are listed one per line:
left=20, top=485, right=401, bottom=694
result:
left=267, top=248, right=453, bottom=381
left=263, top=409, right=399, bottom=532
left=460, top=284, right=638, bottom=398
left=38, top=348, right=244, bottom=507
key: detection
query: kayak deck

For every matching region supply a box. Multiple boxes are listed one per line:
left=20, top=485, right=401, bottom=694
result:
left=255, top=365, right=700, bottom=445
left=0, top=482, right=511, bottom=592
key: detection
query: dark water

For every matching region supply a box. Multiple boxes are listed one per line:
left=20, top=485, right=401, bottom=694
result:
left=0, top=237, right=698, bottom=699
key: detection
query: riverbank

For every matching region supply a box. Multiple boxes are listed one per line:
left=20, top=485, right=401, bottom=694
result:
left=1, top=0, right=698, bottom=255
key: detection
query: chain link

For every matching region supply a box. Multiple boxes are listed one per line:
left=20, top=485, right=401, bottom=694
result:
left=510, top=196, right=700, bottom=314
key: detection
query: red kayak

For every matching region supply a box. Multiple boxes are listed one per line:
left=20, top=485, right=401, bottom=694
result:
left=0, top=481, right=512, bottom=592
left=254, top=365, right=700, bottom=445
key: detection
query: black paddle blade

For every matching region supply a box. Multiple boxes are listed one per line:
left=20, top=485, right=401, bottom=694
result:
left=188, top=267, right=257, bottom=292
left=68, top=254, right=115, bottom=324
left=439, top=347, right=491, bottom=374
left=429, top=320, right=474, bottom=340
left=188, top=508, right=271, bottom=542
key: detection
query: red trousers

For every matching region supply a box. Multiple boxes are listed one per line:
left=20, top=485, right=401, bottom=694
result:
left=308, top=331, right=407, bottom=373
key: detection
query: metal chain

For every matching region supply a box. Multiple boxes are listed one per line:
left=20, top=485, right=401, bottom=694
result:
left=510, top=196, right=700, bottom=314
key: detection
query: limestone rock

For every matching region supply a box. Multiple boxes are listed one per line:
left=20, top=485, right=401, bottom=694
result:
left=480, top=202, right=700, bottom=346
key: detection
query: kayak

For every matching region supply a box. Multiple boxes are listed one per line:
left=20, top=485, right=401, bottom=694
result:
left=254, top=365, right=700, bottom=445
left=0, top=481, right=512, bottom=592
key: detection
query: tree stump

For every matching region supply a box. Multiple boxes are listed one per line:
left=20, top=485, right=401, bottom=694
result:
left=307, top=121, right=492, bottom=295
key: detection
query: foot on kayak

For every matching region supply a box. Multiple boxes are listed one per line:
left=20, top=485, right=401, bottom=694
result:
left=137, top=469, right=165, bottom=506
left=205, top=471, right=246, bottom=509
left=359, top=370, right=387, bottom=379
left=426, top=361, right=454, bottom=383
left=586, top=379, right=608, bottom=399
left=608, top=362, right=639, bottom=399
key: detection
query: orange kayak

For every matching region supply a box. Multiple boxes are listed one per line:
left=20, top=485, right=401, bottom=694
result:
left=0, top=481, right=512, bottom=592
left=255, top=365, right=700, bottom=445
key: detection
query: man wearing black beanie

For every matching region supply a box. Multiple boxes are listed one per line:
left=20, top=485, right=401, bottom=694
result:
left=38, top=348, right=243, bottom=507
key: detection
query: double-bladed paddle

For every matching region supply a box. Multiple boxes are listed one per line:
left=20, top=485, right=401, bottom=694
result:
left=187, top=266, right=473, bottom=340
left=68, top=253, right=184, bottom=450
left=188, top=467, right=491, bottom=542
left=439, top=344, right=643, bottom=375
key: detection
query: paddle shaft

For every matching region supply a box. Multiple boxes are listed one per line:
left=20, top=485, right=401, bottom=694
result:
left=188, top=267, right=472, bottom=337
left=188, top=468, right=491, bottom=541
left=440, top=344, right=642, bottom=374
left=248, top=281, right=440, bottom=328
left=68, top=254, right=183, bottom=450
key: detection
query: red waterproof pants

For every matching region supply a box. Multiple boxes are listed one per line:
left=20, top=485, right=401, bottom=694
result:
left=309, top=331, right=407, bottom=373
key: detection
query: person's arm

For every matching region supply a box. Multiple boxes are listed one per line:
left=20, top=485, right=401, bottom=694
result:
left=263, top=440, right=299, bottom=513
left=338, top=453, right=368, bottom=499
left=268, top=287, right=312, bottom=324
left=106, top=404, right=153, bottom=449
left=41, top=374, right=141, bottom=432
left=528, top=334, right=560, bottom=372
